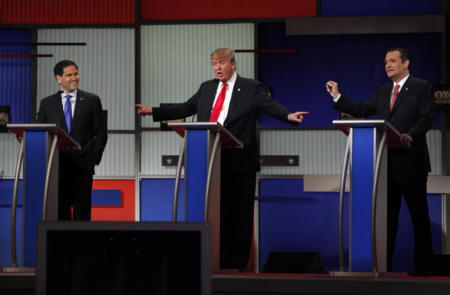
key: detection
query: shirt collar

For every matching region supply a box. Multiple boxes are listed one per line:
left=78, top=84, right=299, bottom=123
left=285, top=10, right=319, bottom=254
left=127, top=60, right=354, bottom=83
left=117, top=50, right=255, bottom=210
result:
left=61, top=89, right=77, bottom=100
left=394, top=74, right=409, bottom=90
left=222, top=71, right=237, bottom=88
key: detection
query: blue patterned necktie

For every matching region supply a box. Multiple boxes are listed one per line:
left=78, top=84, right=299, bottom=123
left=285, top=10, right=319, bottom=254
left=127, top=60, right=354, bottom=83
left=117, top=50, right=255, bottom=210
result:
left=64, top=94, right=72, bottom=133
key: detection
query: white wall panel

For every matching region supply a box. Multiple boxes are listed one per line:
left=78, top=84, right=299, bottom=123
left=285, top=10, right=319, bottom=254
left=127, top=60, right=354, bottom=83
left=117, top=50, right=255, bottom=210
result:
left=141, top=23, right=254, bottom=128
left=260, top=129, right=443, bottom=176
left=36, top=28, right=135, bottom=130
left=141, top=131, right=184, bottom=175
left=260, top=130, right=348, bottom=175
left=0, top=133, right=20, bottom=177
left=427, top=129, right=442, bottom=175
left=95, top=133, right=135, bottom=177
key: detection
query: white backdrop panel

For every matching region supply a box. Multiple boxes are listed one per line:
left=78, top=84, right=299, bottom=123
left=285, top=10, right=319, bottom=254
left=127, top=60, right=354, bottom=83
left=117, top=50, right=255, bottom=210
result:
left=260, top=129, right=443, bottom=176
left=140, top=131, right=184, bottom=176
left=94, top=133, right=135, bottom=177
left=37, top=28, right=135, bottom=130
left=141, top=23, right=254, bottom=128
left=0, top=133, right=20, bottom=177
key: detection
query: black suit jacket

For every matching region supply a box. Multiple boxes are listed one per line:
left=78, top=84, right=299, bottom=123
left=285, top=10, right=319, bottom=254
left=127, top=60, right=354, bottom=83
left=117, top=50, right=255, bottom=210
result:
left=334, top=75, right=434, bottom=175
left=37, top=89, right=108, bottom=173
left=153, top=75, right=293, bottom=173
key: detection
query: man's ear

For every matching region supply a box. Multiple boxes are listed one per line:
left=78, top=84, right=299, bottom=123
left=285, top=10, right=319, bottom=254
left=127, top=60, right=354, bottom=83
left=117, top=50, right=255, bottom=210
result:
left=55, top=75, right=62, bottom=84
left=403, top=59, right=410, bottom=70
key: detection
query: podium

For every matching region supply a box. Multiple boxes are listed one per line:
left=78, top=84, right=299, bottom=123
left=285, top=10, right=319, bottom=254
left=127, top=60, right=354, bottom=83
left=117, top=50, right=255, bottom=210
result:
left=6, top=124, right=80, bottom=270
left=168, top=122, right=243, bottom=271
left=332, top=119, right=404, bottom=275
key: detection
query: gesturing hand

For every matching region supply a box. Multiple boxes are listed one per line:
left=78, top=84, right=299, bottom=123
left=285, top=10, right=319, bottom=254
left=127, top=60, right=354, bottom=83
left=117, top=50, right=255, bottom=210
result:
left=288, top=111, right=309, bottom=123
left=135, top=104, right=153, bottom=116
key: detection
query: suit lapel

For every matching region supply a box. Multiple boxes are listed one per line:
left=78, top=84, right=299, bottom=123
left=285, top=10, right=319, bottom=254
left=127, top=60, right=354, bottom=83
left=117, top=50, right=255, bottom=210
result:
left=224, top=76, right=242, bottom=125
left=50, top=93, right=68, bottom=131
left=206, top=81, right=219, bottom=111
left=390, top=76, right=412, bottom=114
left=71, top=90, right=84, bottom=133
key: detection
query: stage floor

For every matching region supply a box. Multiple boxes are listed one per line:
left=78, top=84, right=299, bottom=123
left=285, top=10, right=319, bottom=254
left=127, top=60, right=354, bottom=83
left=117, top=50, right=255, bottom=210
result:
left=2, top=271, right=450, bottom=295
left=213, top=272, right=450, bottom=295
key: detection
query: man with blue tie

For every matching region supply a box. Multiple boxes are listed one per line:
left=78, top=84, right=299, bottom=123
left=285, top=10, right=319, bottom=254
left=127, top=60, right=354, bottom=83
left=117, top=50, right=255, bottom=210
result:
left=37, top=60, right=107, bottom=221
left=326, top=48, right=435, bottom=274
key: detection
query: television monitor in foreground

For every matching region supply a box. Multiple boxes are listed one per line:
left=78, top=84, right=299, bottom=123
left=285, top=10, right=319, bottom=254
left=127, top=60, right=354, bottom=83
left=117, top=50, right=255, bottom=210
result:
left=36, top=221, right=211, bottom=295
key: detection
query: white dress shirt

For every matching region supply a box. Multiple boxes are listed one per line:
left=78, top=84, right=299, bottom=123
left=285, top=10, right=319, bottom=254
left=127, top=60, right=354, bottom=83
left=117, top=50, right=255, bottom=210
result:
left=211, top=71, right=237, bottom=124
left=61, top=89, right=77, bottom=117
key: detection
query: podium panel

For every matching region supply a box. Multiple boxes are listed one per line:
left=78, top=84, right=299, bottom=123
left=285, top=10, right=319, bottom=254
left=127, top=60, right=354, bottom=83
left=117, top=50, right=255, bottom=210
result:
left=351, top=128, right=375, bottom=272
left=169, top=122, right=242, bottom=272
left=185, top=130, right=209, bottom=221
left=334, top=120, right=393, bottom=274
left=6, top=124, right=80, bottom=269
left=23, top=131, right=48, bottom=266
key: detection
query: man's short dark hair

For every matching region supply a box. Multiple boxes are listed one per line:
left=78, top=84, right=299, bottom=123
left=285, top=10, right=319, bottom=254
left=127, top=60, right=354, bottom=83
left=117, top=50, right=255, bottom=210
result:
left=53, top=60, right=78, bottom=77
left=386, top=48, right=411, bottom=70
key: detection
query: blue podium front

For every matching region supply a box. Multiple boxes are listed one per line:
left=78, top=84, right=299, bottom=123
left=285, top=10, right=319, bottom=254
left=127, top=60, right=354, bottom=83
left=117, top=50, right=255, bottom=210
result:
left=7, top=124, right=80, bottom=269
left=334, top=120, right=401, bottom=274
left=169, top=122, right=243, bottom=272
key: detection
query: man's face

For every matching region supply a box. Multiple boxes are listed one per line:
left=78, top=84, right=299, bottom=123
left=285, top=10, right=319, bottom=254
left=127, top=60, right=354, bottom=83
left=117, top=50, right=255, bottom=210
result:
left=385, top=50, right=409, bottom=82
left=211, top=55, right=236, bottom=82
left=56, top=65, right=79, bottom=93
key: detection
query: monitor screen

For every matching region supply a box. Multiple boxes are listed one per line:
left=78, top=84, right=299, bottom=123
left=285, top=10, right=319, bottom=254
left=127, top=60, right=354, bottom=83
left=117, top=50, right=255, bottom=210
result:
left=36, top=222, right=211, bottom=295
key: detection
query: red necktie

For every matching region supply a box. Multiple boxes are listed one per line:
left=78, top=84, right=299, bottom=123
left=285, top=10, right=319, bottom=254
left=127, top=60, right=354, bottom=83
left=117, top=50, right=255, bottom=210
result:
left=209, top=82, right=228, bottom=122
left=390, top=84, right=400, bottom=110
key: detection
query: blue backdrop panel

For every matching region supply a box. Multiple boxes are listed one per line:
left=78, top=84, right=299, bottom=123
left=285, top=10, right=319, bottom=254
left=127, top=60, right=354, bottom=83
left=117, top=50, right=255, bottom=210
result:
left=258, top=178, right=350, bottom=272
left=0, top=29, right=33, bottom=123
left=393, top=194, right=442, bottom=272
left=140, top=178, right=185, bottom=221
left=91, top=189, right=122, bottom=206
left=0, top=180, right=23, bottom=268
left=257, top=22, right=441, bottom=127
left=258, top=178, right=442, bottom=273
left=321, top=0, right=442, bottom=17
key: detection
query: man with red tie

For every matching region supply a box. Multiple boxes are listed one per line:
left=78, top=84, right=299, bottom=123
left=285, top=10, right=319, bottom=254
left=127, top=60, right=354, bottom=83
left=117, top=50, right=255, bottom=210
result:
left=136, top=48, right=307, bottom=271
left=326, top=48, right=435, bottom=274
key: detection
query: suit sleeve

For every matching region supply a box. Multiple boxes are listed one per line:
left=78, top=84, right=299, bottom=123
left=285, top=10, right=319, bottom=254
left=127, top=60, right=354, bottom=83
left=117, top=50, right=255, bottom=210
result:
left=91, top=96, right=108, bottom=165
left=36, top=99, right=47, bottom=123
left=334, top=94, right=378, bottom=118
left=256, top=83, right=293, bottom=124
left=405, top=82, right=434, bottom=140
left=152, top=85, right=201, bottom=122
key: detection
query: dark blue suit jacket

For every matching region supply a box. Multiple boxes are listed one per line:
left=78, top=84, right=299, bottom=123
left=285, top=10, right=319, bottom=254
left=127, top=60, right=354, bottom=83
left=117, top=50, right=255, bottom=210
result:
left=334, top=75, right=434, bottom=175
left=37, top=89, right=107, bottom=173
left=153, top=75, right=294, bottom=173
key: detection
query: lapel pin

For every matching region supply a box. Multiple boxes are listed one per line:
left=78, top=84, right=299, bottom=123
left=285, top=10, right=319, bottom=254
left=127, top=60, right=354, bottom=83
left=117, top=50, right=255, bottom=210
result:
left=237, top=88, right=241, bottom=92
left=80, top=97, right=85, bottom=101
left=405, top=87, right=408, bottom=91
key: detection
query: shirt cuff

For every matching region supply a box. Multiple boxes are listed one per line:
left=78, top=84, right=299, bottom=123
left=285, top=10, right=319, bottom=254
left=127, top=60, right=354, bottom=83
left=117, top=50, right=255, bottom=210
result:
left=333, top=94, right=341, bottom=103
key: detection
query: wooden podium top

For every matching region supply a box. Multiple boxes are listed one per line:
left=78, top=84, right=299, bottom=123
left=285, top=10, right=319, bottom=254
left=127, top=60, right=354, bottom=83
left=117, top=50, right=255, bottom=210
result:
left=7, top=123, right=81, bottom=150
left=168, top=122, right=243, bottom=149
left=333, top=119, right=405, bottom=148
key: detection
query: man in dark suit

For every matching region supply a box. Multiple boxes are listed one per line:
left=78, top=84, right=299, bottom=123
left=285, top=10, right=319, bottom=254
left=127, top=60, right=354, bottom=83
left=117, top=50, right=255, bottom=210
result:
left=136, top=48, right=308, bottom=270
left=37, top=60, right=107, bottom=221
left=326, top=48, right=434, bottom=273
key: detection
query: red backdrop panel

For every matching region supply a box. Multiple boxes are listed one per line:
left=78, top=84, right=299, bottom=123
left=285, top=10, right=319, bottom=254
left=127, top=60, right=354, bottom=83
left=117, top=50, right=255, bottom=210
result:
left=141, top=0, right=316, bottom=20
left=91, top=179, right=135, bottom=221
left=0, top=0, right=135, bottom=24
